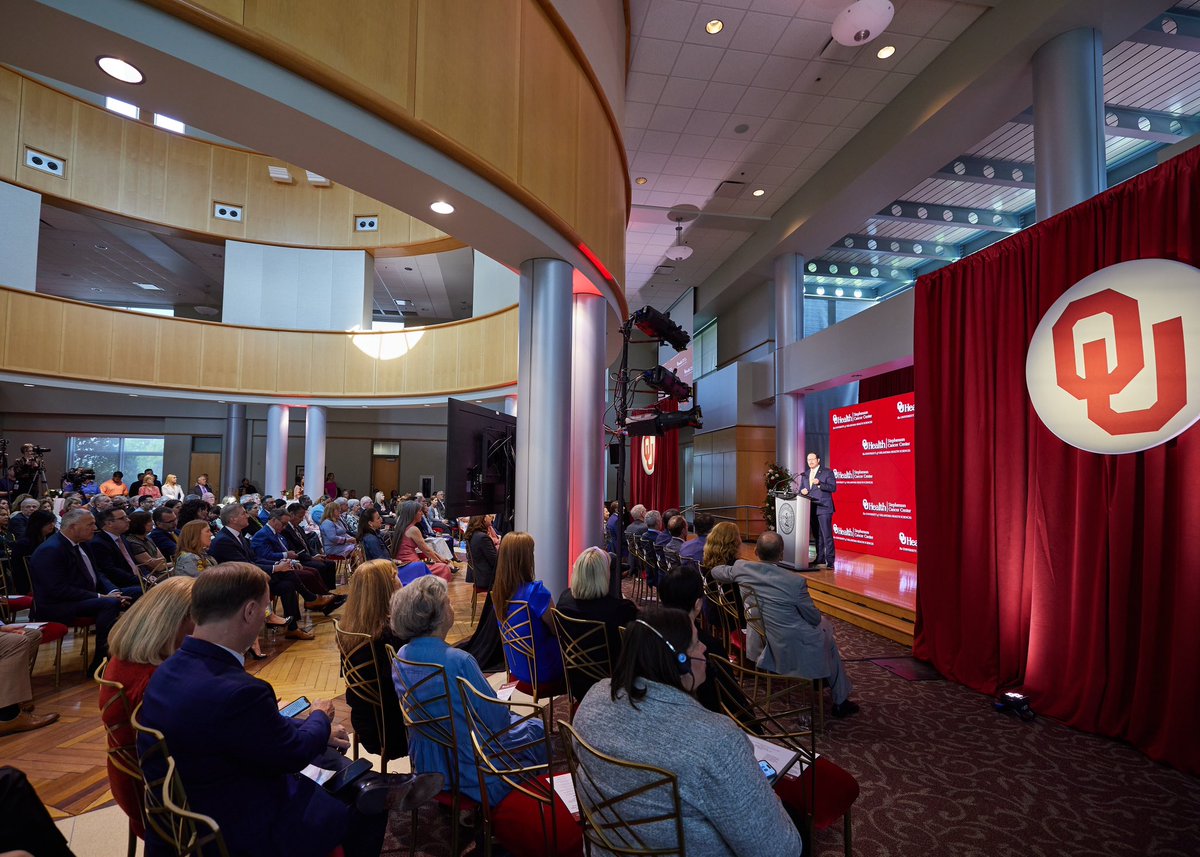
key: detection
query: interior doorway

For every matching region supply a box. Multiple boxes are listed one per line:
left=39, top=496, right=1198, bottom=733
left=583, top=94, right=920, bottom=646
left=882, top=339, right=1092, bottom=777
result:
left=371, top=456, right=400, bottom=499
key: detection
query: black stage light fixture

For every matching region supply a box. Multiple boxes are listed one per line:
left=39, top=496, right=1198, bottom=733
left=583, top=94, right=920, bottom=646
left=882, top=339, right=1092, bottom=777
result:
left=625, top=406, right=703, bottom=437
left=641, top=366, right=692, bottom=401
left=993, top=691, right=1035, bottom=722
left=630, top=306, right=691, bottom=352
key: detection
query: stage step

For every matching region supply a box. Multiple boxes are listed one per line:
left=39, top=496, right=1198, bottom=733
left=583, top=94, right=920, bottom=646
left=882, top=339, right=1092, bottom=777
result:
left=803, top=576, right=915, bottom=647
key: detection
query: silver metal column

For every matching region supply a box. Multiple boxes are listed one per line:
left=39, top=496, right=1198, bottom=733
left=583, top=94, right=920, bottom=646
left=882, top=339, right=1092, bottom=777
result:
left=303, top=405, right=327, bottom=502
left=1033, top=28, right=1106, bottom=221
left=265, top=404, right=290, bottom=498
left=569, top=292, right=607, bottom=566
left=220, top=403, right=247, bottom=499
left=773, top=253, right=806, bottom=476
left=515, top=258, right=573, bottom=596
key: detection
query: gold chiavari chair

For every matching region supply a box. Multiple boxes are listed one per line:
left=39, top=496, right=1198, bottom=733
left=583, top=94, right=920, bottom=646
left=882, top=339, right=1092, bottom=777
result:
left=497, top=601, right=563, bottom=703
left=94, top=660, right=143, bottom=857
left=550, top=608, right=618, bottom=713
left=333, top=619, right=404, bottom=769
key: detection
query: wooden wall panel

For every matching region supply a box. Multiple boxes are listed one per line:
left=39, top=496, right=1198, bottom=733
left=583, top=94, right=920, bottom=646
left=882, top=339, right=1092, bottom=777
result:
left=0, top=69, right=22, bottom=182
left=343, top=338, right=378, bottom=395
left=157, top=323, right=203, bottom=388
left=317, top=183, right=354, bottom=247
left=244, top=0, right=415, bottom=112
left=574, top=87, right=611, bottom=265
left=399, top=326, right=441, bottom=395
left=198, top=326, right=242, bottom=389
left=120, top=122, right=169, bottom=222
left=163, top=135, right=213, bottom=233
left=70, top=106, right=125, bottom=211
left=415, top=0, right=521, bottom=180
left=245, top=154, right=318, bottom=246
left=109, top=313, right=161, bottom=384
left=373, top=334, right=409, bottom=394
left=4, top=292, right=63, bottom=372
left=519, top=4, right=578, bottom=228
left=238, top=329, right=279, bottom=392
left=308, top=335, right=346, bottom=394
left=192, top=0, right=245, bottom=21
left=15, top=81, right=74, bottom=195
left=273, top=333, right=312, bottom=396
left=60, top=304, right=113, bottom=375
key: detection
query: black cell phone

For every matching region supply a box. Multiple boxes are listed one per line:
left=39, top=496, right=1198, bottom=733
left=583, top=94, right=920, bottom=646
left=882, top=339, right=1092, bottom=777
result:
left=323, top=758, right=373, bottom=796
left=279, top=696, right=311, bottom=718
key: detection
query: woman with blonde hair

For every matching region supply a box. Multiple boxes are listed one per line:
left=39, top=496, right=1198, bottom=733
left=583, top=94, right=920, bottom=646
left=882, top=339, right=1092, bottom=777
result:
left=137, top=473, right=161, bottom=499
left=556, top=546, right=636, bottom=700
left=702, top=520, right=742, bottom=570
left=338, top=559, right=408, bottom=760
left=161, top=474, right=184, bottom=501
left=98, top=577, right=195, bottom=839
left=491, top=532, right=563, bottom=692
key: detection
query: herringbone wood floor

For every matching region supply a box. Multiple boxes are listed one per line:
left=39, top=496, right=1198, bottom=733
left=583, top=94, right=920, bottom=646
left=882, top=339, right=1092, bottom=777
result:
left=1, top=575, right=484, bottom=819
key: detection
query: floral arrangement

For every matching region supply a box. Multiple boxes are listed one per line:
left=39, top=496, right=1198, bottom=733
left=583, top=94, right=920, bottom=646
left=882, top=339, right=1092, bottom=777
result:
left=762, top=462, right=797, bottom=530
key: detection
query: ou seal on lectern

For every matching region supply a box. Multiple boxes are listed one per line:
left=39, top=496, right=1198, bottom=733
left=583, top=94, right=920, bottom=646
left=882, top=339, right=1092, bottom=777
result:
left=778, top=503, right=795, bottom=536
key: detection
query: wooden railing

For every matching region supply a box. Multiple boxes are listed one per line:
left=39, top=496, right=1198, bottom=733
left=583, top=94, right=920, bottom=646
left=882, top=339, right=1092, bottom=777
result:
left=0, top=286, right=517, bottom=398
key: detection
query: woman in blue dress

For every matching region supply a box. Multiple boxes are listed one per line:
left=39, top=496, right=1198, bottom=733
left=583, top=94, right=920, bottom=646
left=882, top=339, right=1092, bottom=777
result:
left=490, top=532, right=564, bottom=692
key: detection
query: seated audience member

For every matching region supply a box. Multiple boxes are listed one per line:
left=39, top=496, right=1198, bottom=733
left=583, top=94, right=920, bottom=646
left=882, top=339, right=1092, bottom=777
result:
left=237, top=478, right=258, bottom=497
left=321, top=498, right=357, bottom=558
left=556, top=546, right=637, bottom=701
left=253, top=509, right=341, bottom=610
left=209, top=504, right=328, bottom=641
left=358, top=507, right=392, bottom=562
left=625, top=504, right=648, bottom=541
left=137, top=563, right=418, bottom=857
left=9, top=497, right=39, bottom=542
left=9, top=509, right=57, bottom=593
left=100, top=471, right=129, bottom=497
left=338, top=560, right=408, bottom=760
left=572, top=606, right=803, bottom=857
left=393, top=575, right=578, bottom=856
left=0, top=509, right=13, bottom=560
left=0, top=624, right=58, bottom=736
left=667, top=515, right=688, bottom=550
left=38, top=497, right=54, bottom=515
left=190, top=473, right=211, bottom=497
left=644, top=510, right=671, bottom=547
left=148, top=506, right=179, bottom=559
left=57, top=495, right=83, bottom=524
left=679, top=513, right=714, bottom=565
left=658, top=564, right=752, bottom=719
left=342, top=499, right=361, bottom=536
left=283, top=503, right=337, bottom=589
left=30, top=509, right=134, bottom=671
left=176, top=497, right=211, bottom=531
left=98, top=576, right=194, bottom=833
left=135, top=494, right=155, bottom=514
left=136, top=474, right=161, bottom=500
left=711, top=531, right=858, bottom=718
left=125, top=511, right=168, bottom=577
left=391, top=500, right=453, bottom=581
left=81, top=476, right=100, bottom=497
left=492, top=532, right=564, bottom=691
left=241, top=498, right=265, bottom=535
left=162, top=473, right=184, bottom=501
left=172, top=519, right=216, bottom=578
left=89, top=507, right=151, bottom=592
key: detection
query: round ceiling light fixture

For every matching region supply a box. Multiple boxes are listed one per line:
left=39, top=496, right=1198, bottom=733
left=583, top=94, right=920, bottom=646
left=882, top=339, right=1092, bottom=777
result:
left=705, top=19, right=724, bottom=34
left=430, top=201, right=455, bottom=215
left=752, top=188, right=766, bottom=197
left=877, top=45, right=896, bottom=59
left=831, top=0, right=895, bottom=47
left=97, top=56, right=144, bottom=84
left=665, top=205, right=700, bottom=262
left=635, top=176, right=648, bottom=185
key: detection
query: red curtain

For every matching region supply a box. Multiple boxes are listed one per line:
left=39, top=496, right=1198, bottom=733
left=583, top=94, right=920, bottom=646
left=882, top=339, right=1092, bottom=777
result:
left=858, top=365, right=914, bottom=401
left=914, top=146, right=1200, bottom=774
left=630, top=400, right=680, bottom=513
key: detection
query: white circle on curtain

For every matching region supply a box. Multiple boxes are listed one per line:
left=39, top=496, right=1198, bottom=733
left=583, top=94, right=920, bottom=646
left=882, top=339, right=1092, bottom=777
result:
left=1025, top=259, right=1200, bottom=454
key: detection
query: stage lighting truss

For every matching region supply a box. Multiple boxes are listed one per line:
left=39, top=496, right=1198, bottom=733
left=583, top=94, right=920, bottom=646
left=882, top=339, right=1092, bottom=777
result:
left=630, top=306, right=691, bottom=352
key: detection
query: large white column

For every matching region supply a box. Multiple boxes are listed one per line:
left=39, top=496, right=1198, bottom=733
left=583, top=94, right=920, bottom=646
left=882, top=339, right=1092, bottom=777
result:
left=569, top=292, right=607, bottom=567
left=265, top=404, right=290, bottom=498
left=515, top=258, right=573, bottom=596
left=1033, top=28, right=1106, bottom=221
left=220, top=403, right=247, bottom=499
left=773, top=253, right=806, bottom=476
left=303, top=405, right=327, bottom=502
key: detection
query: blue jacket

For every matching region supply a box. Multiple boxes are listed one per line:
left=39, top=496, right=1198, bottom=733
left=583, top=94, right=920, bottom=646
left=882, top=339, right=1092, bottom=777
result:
left=139, top=637, right=347, bottom=857
left=250, top=525, right=290, bottom=566
left=148, top=528, right=178, bottom=560
left=29, top=532, right=120, bottom=615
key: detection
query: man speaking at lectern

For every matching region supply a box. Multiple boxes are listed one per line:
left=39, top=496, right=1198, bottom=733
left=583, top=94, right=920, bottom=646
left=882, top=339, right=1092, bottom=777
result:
left=800, top=452, right=836, bottom=568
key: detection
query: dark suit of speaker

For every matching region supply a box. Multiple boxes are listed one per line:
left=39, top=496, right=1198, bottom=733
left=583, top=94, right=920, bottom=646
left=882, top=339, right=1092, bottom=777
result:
left=208, top=528, right=304, bottom=627
left=802, top=466, right=838, bottom=566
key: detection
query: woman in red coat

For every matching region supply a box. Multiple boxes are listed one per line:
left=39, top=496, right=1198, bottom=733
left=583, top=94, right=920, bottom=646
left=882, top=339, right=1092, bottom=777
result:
left=97, top=576, right=195, bottom=836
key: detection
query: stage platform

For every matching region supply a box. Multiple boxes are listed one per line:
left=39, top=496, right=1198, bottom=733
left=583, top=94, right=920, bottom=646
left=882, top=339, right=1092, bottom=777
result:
left=736, top=544, right=917, bottom=646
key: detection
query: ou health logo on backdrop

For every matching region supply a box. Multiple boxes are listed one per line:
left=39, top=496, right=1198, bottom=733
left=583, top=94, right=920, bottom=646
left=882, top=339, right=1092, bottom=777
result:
left=1025, top=259, right=1200, bottom=454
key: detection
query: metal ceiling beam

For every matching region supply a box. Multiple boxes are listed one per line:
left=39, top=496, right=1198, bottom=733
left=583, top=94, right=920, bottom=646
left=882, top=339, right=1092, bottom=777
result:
left=1127, top=9, right=1200, bottom=53
left=935, top=155, right=1036, bottom=188
left=870, top=200, right=1022, bottom=232
left=834, top=233, right=962, bottom=261
left=1012, top=104, right=1200, bottom=144
left=806, top=258, right=914, bottom=286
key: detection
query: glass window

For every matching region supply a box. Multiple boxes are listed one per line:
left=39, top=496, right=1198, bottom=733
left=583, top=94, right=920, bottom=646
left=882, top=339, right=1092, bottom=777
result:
left=834, top=299, right=872, bottom=324
left=803, top=300, right=831, bottom=338
left=372, top=441, right=400, bottom=456
left=68, top=436, right=164, bottom=479
left=693, top=322, right=718, bottom=379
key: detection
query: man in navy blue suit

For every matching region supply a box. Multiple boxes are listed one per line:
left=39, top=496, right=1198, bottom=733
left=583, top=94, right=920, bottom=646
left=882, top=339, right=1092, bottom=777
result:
left=209, top=504, right=330, bottom=641
left=148, top=506, right=179, bottom=559
left=251, top=509, right=343, bottom=615
left=28, top=508, right=133, bottom=671
left=137, top=562, right=424, bottom=857
left=800, top=451, right=838, bottom=568
left=89, top=507, right=154, bottom=591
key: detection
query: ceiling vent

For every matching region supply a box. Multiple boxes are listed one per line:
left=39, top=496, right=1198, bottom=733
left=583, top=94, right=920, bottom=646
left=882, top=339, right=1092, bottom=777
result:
left=305, top=171, right=330, bottom=187
left=654, top=264, right=675, bottom=276
left=817, top=37, right=861, bottom=64
left=713, top=180, right=745, bottom=198
left=267, top=165, right=293, bottom=184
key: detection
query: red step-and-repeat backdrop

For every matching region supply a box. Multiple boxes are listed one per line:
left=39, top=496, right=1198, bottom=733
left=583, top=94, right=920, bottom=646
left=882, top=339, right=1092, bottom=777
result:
left=828, top=392, right=916, bottom=562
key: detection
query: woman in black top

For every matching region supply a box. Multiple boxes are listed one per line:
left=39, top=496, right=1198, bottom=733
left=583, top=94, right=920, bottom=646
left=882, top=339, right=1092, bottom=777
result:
left=337, top=559, right=408, bottom=760
left=465, top=515, right=499, bottom=590
left=9, top=510, right=57, bottom=594
left=556, top=546, right=638, bottom=701
left=455, top=515, right=505, bottom=671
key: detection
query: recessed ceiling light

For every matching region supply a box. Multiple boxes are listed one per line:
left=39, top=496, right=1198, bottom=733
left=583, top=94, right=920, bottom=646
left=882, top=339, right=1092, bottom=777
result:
left=854, top=289, right=863, bottom=298
left=153, top=114, right=185, bottom=134
left=129, top=394, right=139, bottom=398
left=835, top=288, right=845, bottom=297
left=134, top=282, right=163, bottom=291
left=430, top=201, right=454, bottom=215
left=91, top=287, right=103, bottom=292
left=816, top=286, right=825, bottom=295
left=635, top=176, right=648, bottom=185
left=394, top=299, right=412, bottom=306
left=752, top=188, right=765, bottom=197
left=97, top=56, right=144, bottom=84
left=22, top=384, right=34, bottom=388
left=877, top=45, right=896, bottom=59
left=705, top=19, right=724, bottom=34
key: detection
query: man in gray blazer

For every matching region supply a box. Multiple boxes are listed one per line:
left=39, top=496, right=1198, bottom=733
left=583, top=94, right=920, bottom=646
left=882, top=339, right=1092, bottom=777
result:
left=712, top=531, right=859, bottom=717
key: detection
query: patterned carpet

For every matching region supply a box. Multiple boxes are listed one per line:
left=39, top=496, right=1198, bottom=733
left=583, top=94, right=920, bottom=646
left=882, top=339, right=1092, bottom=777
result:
left=384, top=615, right=1200, bottom=857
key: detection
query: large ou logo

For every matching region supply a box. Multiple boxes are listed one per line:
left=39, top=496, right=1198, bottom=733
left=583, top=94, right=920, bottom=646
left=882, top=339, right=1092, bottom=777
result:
left=640, top=436, right=656, bottom=476
left=1026, top=259, right=1200, bottom=454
